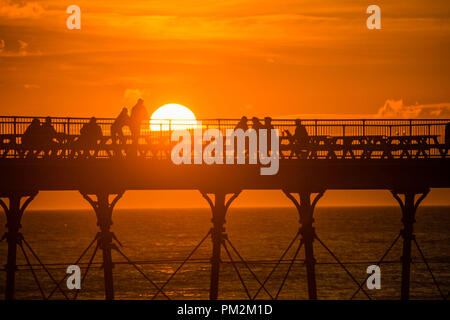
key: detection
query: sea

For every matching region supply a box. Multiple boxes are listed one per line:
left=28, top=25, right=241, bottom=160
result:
left=0, top=206, right=448, bottom=300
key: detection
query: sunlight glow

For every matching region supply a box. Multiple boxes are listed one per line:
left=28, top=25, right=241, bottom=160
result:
left=150, top=103, right=197, bottom=131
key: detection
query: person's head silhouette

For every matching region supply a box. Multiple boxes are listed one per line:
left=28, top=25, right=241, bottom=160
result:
left=31, top=118, right=40, bottom=126
left=295, top=119, right=302, bottom=126
left=45, top=117, right=52, bottom=125
left=264, top=117, right=272, bottom=125
left=252, top=117, right=259, bottom=124
left=89, top=117, right=97, bottom=124
left=241, top=116, right=248, bottom=123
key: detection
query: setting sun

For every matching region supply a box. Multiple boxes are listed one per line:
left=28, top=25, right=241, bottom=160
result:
left=150, top=103, right=197, bottom=131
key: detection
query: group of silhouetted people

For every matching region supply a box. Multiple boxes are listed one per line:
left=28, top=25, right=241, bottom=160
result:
left=20, top=99, right=149, bottom=158
left=19, top=101, right=450, bottom=159
left=234, top=116, right=275, bottom=133
left=19, top=106, right=312, bottom=158
left=21, top=117, right=59, bottom=156
left=110, top=98, right=149, bottom=145
left=21, top=116, right=103, bottom=157
left=232, top=116, right=277, bottom=156
left=234, top=116, right=308, bottom=138
left=232, top=116, right=310, bottom=158
left=75, top=98, right=149, bottom=156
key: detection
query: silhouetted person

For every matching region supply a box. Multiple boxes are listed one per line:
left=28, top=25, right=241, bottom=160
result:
left=234, top=116, right=248, bottom=132
left=251, top=117, right=264, bottom=131
left=21, top=118, right=42, bottom=157
left=41, top=117, right=58, bottom=156
left=233, top=116, right=249, bottom=159
left=293, top=119, right=308, bottom=140
left=293, top=119, right=309, bottom=159
left=111, top=108, right=130, bottom=144
left=446, top=122, right=450, bottom=147
left=264, top=117, right=274, bottom=154
left=129, top=99, right=149, bottom=145
left=79, top=117, right=103, bottom=157
left=41, top=117, right=57, bottom=137
left=251, top=117, right=263, bottom=158
left=264, top=117, right=274, bottom=131
left=22, top=118, right=40, bottom=145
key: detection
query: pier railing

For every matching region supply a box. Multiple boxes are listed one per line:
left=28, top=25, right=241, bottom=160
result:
left=0, top=116, right=448, bottom=160
left=0, top=116, right=447, bottom=137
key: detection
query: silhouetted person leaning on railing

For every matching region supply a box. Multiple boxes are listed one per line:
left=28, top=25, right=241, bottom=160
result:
left=77, top=117, right=103, bottom=158
left=129, top=99, right=149, bottom=146
left=111, top=107, right=130, bottom=145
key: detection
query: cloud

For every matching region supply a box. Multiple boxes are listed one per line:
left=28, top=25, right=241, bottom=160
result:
left=376, top=99, right=450, bottom=119
left=0, top=0, right=44, bottom=19
left=277, top=99, right=450, bottom=119
left=18, top=39, right=27, bottom=49
left=0, top=39, right=39, bottom=57
left=17, top=39, right=28, bottom=55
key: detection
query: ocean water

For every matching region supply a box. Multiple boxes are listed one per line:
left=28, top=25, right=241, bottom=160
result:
left=0, top=206, right=449, bottom=300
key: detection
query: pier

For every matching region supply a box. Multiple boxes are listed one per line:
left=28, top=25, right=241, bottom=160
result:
left=0, top=116, right=449, bottom=300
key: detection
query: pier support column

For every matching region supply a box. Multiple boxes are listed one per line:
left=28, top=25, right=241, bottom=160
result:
left=391, top=189, right=429, bottom=300
left=0, top=191, right=38, bottom=300
left=81, top=191, right=124, bottom=300
left=283, top=190, right=325, bottom=300
left=200, top=190, right=240, bottom=300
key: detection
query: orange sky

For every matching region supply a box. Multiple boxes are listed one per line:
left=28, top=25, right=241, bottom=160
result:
left=1, top=0, right=449, bottom=118
left=0, top=1, right=449, bottom=208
